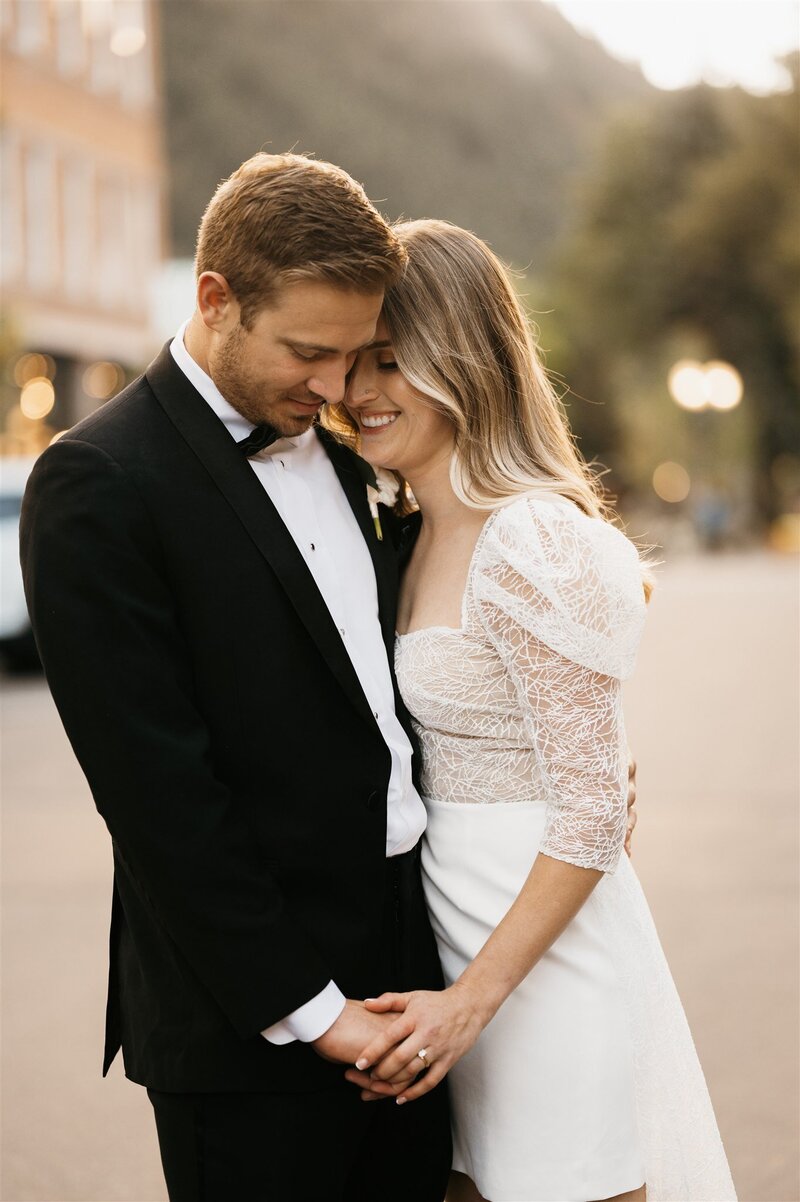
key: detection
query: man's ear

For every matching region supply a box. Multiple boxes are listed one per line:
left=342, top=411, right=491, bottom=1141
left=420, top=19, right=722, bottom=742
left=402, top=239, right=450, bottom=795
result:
left=197, top=272, right=238, bottom=331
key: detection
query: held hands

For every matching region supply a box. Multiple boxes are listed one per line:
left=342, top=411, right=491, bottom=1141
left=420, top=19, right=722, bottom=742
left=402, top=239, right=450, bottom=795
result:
left=344, top=982, right=487, bottom=1105
left=312, top=998, right=401, bottom=1066
left=313, top=998, right=420, bottom=1102
left=333, top=755, right=639, bottom=1103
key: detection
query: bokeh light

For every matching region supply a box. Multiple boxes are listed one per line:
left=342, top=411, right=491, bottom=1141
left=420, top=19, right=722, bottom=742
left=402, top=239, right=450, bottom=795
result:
left=20, top=378, right=56, bottom=421
left=653, top=461, right=691, bottom=503
left=83, top=361, right=124, bottom=400
left=668, top=360, right=708, bottom=410
left=110, top=26, right=147, bottom=57
left=668, top=359, right=743, bottom=411
left=705, top=361, right=744, bottom=410
left=13, top=353, right=56, bottom=387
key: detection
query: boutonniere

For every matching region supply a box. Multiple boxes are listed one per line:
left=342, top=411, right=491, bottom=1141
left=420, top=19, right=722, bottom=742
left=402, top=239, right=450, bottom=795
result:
left=347, top=452, right=400, bottom=541
left=366, top=469, right=400, bottom=541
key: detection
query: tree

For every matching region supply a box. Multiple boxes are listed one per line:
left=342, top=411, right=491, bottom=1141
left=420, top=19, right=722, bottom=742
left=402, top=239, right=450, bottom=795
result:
left=547, top=62, right=800, bottom=523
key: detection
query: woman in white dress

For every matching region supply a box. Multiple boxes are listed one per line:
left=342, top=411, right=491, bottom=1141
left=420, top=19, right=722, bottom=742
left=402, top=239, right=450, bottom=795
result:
left=336, top=219, right=736, bottom=1202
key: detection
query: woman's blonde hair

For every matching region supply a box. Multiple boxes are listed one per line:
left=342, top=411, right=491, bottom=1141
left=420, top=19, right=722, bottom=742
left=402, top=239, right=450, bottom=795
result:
left=326, top=218, right=653, bottom=595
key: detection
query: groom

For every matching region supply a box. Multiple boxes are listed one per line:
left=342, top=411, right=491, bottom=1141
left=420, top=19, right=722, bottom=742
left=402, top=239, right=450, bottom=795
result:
left=20, top=153, right=451, bottom=1201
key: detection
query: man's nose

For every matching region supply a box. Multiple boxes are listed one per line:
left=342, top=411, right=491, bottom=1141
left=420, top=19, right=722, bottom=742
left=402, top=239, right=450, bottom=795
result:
left=307, top=361, right=351, bottom=405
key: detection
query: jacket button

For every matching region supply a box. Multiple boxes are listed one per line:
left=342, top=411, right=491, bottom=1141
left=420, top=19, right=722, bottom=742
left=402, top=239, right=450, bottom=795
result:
left=366, top=790, right=380, bottom=811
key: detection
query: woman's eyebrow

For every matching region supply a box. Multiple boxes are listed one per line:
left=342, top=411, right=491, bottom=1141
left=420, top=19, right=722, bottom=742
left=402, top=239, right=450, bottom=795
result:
left=363, top=339, right=392, bottom=350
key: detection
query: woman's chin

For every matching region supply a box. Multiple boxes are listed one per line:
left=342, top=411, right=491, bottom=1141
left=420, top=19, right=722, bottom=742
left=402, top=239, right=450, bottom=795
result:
left=359, top=444, right=401, bottom=472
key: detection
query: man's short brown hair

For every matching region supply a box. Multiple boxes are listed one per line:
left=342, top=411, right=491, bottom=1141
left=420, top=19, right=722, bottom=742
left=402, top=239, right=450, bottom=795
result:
left=195, top=153, right=406, bottom=327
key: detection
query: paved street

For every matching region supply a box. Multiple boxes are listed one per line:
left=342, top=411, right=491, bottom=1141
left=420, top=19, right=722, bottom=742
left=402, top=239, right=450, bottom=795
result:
left=2, top=552, right=798, bottom=1202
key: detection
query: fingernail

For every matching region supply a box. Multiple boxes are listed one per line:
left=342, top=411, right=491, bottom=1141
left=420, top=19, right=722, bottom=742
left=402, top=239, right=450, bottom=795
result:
left=396, top=1097, right=407, bottom=1106
left=355, top=1058, right=368, bottom=1070
left=364, top=998, right=375, bottom=1002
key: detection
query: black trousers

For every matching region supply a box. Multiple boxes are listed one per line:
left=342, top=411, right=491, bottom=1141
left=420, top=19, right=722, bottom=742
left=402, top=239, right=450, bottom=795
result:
left=148, top=849, right=452, bottom=1202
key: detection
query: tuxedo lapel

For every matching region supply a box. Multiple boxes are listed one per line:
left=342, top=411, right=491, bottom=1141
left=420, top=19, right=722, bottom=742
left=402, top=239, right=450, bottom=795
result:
left=315, top=425, right=399, bottom=655
left=145, top=345, right=380, bottom=733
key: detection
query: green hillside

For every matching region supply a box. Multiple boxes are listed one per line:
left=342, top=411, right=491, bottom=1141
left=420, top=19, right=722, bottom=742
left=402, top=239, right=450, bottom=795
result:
left=159, top=0, right=651, bottom=269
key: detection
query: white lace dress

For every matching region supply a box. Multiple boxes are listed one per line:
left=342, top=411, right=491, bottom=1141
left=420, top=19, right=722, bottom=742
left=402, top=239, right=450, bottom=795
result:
left=395, top=495, right=736, bottom=1202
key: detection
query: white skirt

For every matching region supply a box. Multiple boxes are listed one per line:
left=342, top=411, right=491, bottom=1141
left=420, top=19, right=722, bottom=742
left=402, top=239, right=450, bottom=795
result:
left=421, top=796, right=737, bottom=1202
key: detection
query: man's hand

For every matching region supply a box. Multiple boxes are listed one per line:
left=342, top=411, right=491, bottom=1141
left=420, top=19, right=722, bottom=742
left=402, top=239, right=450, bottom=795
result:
left=313, top=999, right=400, bottom=1064
left=352, top=983, right=485, bottom=1105
left=625, top=750, right=638, bottom=858
left=313, top=999, right=418, bottom=1101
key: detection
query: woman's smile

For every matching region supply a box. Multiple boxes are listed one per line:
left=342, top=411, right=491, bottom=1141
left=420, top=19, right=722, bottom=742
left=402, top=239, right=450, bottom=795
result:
left=359, top=411, right=401, bottom=432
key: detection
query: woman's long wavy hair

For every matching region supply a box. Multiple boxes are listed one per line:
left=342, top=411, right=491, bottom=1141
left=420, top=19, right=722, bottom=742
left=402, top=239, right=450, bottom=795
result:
left=324, top=218, right=653, bottom=593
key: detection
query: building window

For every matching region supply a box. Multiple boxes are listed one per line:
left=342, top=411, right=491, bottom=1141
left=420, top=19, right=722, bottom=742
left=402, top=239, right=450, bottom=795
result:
left=117, top=0, right=154, bottom=109
left=87, top=1, right=119, bottom=95
left=55, top=0, right=87, bottom=79
left=95, top=172, right=126, bottom=307
left=24, top=143, right=57, bottom=292
left=0, top=130, right=23, bottom=286
left=62, top=157, right=93, bottom=300
left=12, top=0, right=47, bottom=57
left=0, top=0, right=14, bottom=41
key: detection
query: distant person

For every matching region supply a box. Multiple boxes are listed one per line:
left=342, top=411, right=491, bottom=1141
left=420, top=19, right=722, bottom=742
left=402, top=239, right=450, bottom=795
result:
left=337, top=220, right=737, bottom=1202
left=694, top=480, right=733, bottom=551
left=20, top=153, right=455, bottom=1201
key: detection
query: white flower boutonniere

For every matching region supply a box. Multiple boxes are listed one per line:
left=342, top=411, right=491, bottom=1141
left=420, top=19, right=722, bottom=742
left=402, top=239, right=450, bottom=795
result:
left=366, top=469, right=400, bottom=542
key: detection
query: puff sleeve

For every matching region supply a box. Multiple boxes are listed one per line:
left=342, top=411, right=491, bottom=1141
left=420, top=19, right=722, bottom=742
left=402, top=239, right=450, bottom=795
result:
left=472, top=496, right=646, bottom=872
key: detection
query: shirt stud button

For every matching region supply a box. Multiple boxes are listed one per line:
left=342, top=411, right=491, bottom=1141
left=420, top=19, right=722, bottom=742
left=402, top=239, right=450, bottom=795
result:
left=310, top=543, right=315, bottom=551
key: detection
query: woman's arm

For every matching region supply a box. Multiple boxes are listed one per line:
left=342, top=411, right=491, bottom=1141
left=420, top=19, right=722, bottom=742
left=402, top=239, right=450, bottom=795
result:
left=350, top=853, right=601, bottom=1102
left=352, top=639, right=626, bottom=1102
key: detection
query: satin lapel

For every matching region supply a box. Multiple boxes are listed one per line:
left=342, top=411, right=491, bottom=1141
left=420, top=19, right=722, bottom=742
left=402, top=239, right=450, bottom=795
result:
left=145, top=345, right=379, bottom=732
left=315, top=426, right=399, bottom=654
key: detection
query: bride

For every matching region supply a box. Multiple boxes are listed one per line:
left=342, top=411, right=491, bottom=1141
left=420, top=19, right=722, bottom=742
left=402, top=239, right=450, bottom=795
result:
left=335, top=220, right=736, bottom=1202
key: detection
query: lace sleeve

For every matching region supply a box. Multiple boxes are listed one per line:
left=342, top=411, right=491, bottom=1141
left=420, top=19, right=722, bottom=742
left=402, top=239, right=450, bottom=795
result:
left=472, top=497, right=646, bottom=873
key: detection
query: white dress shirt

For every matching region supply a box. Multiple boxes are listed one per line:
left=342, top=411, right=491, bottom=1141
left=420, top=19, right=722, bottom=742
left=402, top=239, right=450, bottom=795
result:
left=169, top=324, right=427, bottom=1044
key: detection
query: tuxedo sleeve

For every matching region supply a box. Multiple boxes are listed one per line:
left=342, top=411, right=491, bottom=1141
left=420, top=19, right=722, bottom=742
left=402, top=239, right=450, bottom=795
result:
left=20, top=438, right=333, bottom=1038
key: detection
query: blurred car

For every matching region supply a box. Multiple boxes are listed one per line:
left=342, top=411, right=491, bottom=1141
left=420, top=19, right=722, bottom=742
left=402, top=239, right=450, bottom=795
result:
left=0, top=456, right=41, bottom=672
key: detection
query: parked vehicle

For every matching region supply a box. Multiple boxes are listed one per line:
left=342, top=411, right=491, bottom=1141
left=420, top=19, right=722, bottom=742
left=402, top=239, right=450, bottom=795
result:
left=1, top=457, right=41, bottom=671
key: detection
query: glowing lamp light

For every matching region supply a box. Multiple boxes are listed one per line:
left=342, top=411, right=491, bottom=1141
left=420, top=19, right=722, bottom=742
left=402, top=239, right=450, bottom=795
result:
left=653, top=461, right=691, bottom=503
left=110, top=26, right=146, bottom=56
left=668, top=359, right=743, bottom=411
left=705, top=361, right=743, bottom=410
left=668, top=361, right=708, bottom=410
left=20, top=377, right=56, bottom=421
left=13, top=352, right=55, bottom=387
left=83, top=361, right=123, bottom=400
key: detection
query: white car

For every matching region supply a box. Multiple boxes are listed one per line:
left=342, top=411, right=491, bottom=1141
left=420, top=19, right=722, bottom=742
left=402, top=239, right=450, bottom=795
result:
left=0, top=456, right=41, bottom=670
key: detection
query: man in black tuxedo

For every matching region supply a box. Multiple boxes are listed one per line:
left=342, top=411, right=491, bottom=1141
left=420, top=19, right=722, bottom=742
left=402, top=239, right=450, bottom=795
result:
left=21, top=153, right=451, bottom=1201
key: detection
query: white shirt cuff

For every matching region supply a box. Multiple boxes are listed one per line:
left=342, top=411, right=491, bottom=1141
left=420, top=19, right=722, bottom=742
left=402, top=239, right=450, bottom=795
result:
left=260, top=981, right=346, bottom=1045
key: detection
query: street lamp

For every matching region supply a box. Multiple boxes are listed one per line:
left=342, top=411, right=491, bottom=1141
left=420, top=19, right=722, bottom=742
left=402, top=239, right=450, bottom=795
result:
left=667, top=359, right=743, bottom=411
left=665, top=358, right=744, bottom=546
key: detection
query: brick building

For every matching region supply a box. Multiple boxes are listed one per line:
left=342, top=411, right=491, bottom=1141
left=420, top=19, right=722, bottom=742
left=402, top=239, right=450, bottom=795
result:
left=0, top=0, right=165, bottom=452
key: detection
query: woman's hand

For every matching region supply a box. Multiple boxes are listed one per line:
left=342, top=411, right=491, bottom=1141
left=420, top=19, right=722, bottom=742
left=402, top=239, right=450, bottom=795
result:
left=350, top=982, right=487, bottom=1104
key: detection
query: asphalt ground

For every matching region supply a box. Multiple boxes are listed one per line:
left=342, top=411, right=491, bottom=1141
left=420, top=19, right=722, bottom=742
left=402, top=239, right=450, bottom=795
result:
left=2, top=551, right=798, bottom=1202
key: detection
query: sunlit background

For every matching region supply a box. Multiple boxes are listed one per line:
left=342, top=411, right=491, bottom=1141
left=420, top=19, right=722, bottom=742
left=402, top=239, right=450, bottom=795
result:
left=1, top=0, right=798, bottom=567
left=1, top=3, right=798, bottom=1200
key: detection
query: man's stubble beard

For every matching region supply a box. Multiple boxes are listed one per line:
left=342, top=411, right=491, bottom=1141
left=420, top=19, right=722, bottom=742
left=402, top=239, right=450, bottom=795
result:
left=212, top=324, right=315, bottom=438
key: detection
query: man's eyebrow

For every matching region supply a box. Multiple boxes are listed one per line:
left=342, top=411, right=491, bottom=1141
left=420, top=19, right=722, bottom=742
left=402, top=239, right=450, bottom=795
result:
left=282, top=338, right=339, bottom=354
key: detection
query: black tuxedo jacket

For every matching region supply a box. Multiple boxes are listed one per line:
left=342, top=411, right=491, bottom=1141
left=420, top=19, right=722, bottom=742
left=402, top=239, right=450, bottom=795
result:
left=20, top=344, right=424, bottom=1093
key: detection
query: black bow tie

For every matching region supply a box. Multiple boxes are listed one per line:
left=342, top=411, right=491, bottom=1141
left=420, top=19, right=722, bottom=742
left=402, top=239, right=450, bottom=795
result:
left=237, top=424, right=280, bottom=457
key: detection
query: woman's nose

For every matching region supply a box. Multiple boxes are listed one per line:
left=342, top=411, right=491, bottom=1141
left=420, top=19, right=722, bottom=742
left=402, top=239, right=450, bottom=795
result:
left=348, top=371, right=379, bottom=405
